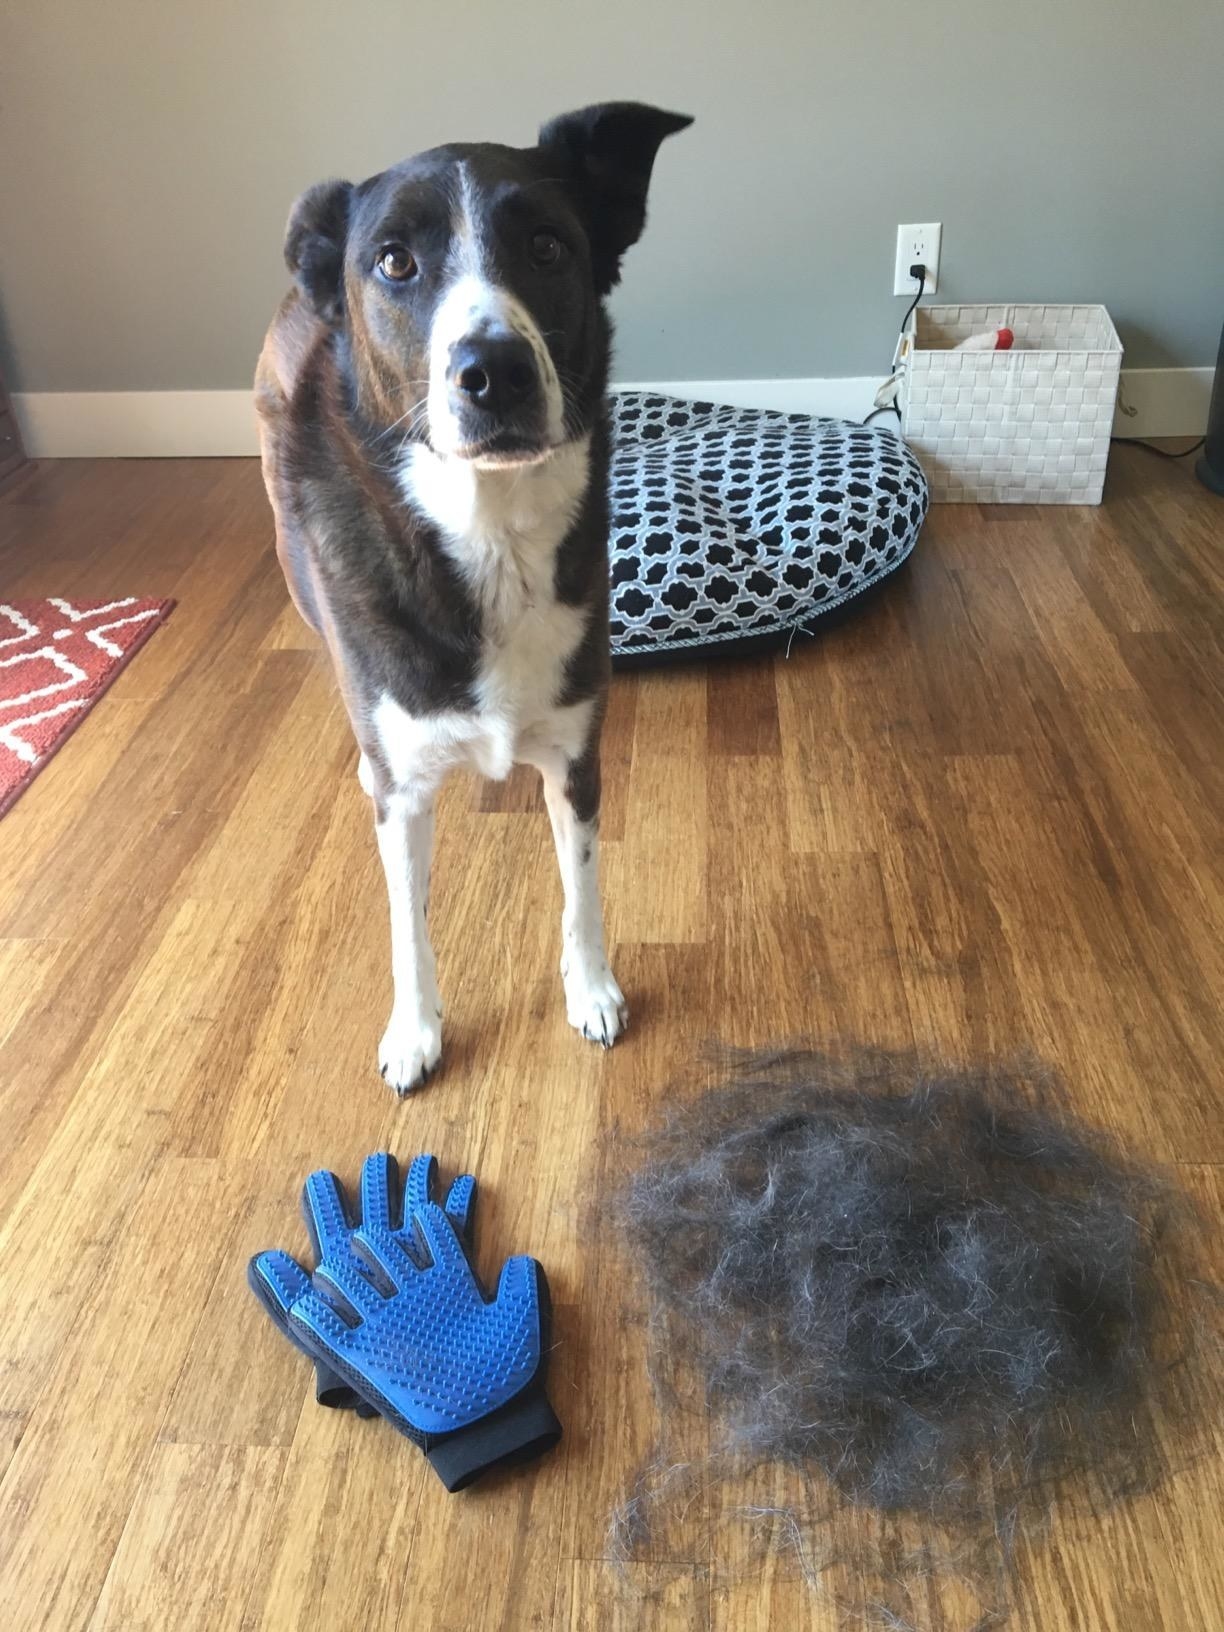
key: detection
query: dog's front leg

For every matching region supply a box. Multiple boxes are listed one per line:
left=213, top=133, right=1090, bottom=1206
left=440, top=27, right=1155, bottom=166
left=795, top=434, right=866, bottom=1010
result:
left=540, top=750, right=626, bottom=1049
left=374, top=789, right=443, bottom=1094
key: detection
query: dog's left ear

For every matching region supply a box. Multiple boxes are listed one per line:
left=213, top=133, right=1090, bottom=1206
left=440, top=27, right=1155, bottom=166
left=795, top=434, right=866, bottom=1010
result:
left=538, top=102, right=693, bottom=294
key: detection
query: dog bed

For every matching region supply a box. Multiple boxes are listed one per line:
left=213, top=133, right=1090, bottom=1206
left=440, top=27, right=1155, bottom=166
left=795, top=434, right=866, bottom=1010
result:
left=607, top=393, right=928, bottom=663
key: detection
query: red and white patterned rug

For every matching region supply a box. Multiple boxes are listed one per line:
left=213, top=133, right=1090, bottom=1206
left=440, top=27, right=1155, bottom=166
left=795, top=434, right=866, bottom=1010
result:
left=0, top=596, right=175, bottom=817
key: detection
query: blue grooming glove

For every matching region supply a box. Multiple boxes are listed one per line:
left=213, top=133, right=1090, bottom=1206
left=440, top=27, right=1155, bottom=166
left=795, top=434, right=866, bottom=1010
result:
left=250, top=1153, right=476, bottom=1417
left=249, top=1153, right=561, bottom=1490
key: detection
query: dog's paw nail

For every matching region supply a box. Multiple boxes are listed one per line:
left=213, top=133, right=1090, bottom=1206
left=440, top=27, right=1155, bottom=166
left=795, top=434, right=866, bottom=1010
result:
left=379, top=1013, right=443, bottom=1096
left=566, top=968, right=627, bottom=1051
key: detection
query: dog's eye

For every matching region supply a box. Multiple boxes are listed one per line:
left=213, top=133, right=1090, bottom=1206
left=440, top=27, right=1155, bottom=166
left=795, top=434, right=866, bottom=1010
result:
left=378, top=245, right=417, bottom=282
left=531, top=231, right=563, bottom=267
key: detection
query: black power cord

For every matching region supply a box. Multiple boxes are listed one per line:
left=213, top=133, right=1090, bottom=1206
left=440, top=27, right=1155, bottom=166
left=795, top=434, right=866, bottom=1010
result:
left=1110, top=436, right=1205, bottom=460
left=865, top=263, right=927, bottom=426
left=898, top=262, right=928, bottom=339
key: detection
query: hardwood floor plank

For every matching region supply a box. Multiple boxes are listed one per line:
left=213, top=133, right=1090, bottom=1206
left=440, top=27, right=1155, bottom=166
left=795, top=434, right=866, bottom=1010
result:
left=0, top=701, right=160, bottom=913
left=895, top=553, right=1046, bottom=756
left=562, top=1561, right=710, bottom=1632
left=1114, top=489, right=1223, bottom=655
left=0, top=936, right=63, bottom=1047
left=87, top=1443, right=287, bottom=1632
left=775, top=649, right=883, bottom=855
left=560, top=944, right=714, bottom=1570
left=0, top=1410, right=27, bottom=1483
left=1055, top=509, right=1174, bottom=636
left=607, top=669, right=708, bottom=944
left=1118, top=630, right=1224, bottom=814
left=238, top=1409, right=427, bottom=1632
left=0, top=659, right=317, bottom=1225
left=160, top=1184, right=310, bottom=1449
left=0, top=1158, right=244, bottom=1632
left=945, top=752, right=1218, bottom=1158
left=707, top=654, right=780, bottom=758
left=476, top=761, right=547, bottom=812
left=598, top=665, right=640, bottom=844
left=385, top=1408, right=572, bottom=1632
left=0, top=896, right=247, bottom=1413
left=800, top=849, right=914, bottom=1048
left=1000, top=519, right=1139, bottom=692
left=873, top=753, right=1031, bottom=1069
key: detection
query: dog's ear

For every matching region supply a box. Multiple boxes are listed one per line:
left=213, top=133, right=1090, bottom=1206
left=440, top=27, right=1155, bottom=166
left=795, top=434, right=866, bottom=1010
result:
left=284, top=179, right=354, bottom=325
left=538, top=102, right=692, bottom=294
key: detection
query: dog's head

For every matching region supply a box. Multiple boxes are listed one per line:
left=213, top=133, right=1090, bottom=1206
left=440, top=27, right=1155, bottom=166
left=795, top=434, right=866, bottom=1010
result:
left=285, top=102, right=691, bottom=467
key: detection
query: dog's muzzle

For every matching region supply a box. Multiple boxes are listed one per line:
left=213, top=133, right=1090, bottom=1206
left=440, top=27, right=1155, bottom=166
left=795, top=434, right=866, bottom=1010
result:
left=447, top=332, right=546, bottom=461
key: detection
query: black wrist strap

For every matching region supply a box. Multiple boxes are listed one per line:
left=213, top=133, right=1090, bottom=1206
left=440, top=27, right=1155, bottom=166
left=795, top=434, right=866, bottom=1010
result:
left=425, top=1379, right=562, bottom=1492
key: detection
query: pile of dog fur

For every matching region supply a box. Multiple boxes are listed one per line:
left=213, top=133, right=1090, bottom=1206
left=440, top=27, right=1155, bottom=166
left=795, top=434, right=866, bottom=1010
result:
left=613, top=1047, right=1216, bottom=1612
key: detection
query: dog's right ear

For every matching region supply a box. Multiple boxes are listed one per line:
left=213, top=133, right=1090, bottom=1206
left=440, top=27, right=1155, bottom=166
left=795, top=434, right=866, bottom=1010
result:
left=284, top=179, right=354, bottom=325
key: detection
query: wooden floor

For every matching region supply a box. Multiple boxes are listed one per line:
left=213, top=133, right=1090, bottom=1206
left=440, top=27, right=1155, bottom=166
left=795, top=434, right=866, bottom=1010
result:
left=0, top=448, right=1220, bottom=1631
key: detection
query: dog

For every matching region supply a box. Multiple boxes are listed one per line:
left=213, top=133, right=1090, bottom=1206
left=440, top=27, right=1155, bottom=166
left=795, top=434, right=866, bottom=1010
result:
left=255, top=102, right=691, bottom=1094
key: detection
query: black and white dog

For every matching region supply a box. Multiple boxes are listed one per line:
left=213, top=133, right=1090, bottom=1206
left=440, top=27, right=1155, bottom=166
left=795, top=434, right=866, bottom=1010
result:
left=255, top=103, right=691, bottom=1094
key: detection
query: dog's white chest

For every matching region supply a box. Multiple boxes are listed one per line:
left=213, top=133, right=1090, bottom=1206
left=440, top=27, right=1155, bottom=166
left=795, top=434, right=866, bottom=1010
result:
left=381, top=440, right=595, bottom=784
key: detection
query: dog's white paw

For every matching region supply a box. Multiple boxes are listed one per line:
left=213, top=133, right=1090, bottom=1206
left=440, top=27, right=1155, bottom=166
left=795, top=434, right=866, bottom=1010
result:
left=563, top=961, right=628, bottom=1049
left=357, top=753, right=375, bottom=798
left=378, top=1009, right=443, bottom=1096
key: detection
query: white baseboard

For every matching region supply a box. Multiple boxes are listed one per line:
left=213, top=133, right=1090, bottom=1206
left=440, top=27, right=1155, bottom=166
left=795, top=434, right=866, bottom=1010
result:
left=1111, top=367, right=1213, bottom=439
left=12, top=389, right=259, bottom=458
left=11, top=367, right=1211, bottom=458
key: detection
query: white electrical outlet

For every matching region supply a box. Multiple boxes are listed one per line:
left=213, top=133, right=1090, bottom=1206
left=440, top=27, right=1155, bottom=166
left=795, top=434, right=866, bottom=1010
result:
left=894, top=223, right=941, bottom=296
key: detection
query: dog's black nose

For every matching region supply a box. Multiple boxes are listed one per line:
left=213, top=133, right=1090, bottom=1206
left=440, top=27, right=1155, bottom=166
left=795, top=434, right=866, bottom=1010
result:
left=451, top=336, right=539, bottom=416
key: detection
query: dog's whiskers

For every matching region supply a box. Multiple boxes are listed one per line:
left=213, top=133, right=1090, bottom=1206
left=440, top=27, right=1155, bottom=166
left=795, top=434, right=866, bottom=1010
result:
left=372, top=388, right=432, bottom=444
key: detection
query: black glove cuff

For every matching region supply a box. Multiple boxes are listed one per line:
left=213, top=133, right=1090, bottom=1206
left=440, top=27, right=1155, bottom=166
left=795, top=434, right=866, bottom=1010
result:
left=425, top=1378, right=562, bottom=1492
left=315, top=1363, right=377, bottom=1417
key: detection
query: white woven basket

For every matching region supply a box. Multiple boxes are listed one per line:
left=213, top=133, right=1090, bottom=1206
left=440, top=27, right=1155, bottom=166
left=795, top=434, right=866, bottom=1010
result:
left=901, top=303, right=1123, bottom=504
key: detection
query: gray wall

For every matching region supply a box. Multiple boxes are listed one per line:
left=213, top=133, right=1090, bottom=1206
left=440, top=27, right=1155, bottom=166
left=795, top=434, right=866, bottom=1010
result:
left=2, top=0, right=1222, bottom=393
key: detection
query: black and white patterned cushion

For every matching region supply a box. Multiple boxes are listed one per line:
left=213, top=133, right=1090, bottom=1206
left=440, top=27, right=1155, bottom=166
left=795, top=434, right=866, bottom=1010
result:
left=607, top=393, right=928, bottom=662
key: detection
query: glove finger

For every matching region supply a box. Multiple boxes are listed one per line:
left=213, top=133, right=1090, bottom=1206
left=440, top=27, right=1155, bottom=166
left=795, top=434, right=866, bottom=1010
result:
left=352, top=1223, right=416, bottom=1292
left=403, top=1153, right=439, bottom=1219
left=413, top=1200, right=478, bottom=1282
left=248, top=1249, right=311, bottom=1329
left=402, top=1157, right=474, bottom=1241
left=301, top=1169, right=354, bottom=1263
left=494, top=1252, right=541, bottom=1311
left=359, top=1152, right=401, bottom=1233
left=312, top=1254, right=387, bottom=1322
left=289, top=1286, right=358, bottom=1359
left=444, top=1173, right=476, bottom=1240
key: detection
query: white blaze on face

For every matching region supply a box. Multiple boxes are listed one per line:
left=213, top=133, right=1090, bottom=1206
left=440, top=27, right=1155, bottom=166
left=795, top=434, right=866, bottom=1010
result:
left=426, top=168, right=566, bottom=458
